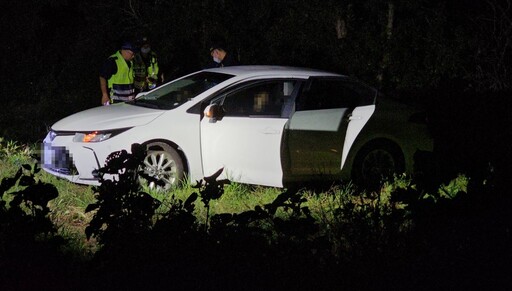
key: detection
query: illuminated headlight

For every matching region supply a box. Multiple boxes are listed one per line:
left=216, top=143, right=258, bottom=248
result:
left=73, top=128, right=131, bottom=143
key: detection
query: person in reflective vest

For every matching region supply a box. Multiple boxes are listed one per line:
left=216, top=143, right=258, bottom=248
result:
left=99, top=42, right=137, bottom=105
left=133, top=36, right=160, bottom=93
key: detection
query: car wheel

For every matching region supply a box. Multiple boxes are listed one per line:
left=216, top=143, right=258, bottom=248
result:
left=141, top=142, right=184, bottom=191
left=352, top=141, right=404, bottom=189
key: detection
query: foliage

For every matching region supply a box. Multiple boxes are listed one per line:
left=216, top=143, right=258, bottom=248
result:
left=1, top=140, right=511, bottom=289
left=2, top=0, right=512, bottom=144
left=435, top=174, right=468, bottom=200
left=0, top=137, right=32, bottom=166
left=0, top=163, right=74, bottom=288
left=85, top=143, right=162, bottom=247
left=192, top=167, right=230, bottom=229
left=1, top=163, right=60, bottom=241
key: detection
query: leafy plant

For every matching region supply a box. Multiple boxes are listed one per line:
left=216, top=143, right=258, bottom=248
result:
left=192, top=167, right=230, bottom=230
left=85, top=143, right=162, bottom=246
left=1, top=163, right=60, bottom=238
left=2, top=139, right=509, bottom=289
left=0, top=163, right=64, bottom=271
left=437, top=174, right=468, bottom=199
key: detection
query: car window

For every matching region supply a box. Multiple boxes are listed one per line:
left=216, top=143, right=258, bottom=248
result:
left=219, top=80, right=298, bottom=117
left=131, top=72, right=233, bottom=110
left=296, top=78, right=376, bottom=111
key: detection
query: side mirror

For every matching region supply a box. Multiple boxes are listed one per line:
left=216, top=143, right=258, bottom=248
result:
left=203, top=104, right=225, bottom=121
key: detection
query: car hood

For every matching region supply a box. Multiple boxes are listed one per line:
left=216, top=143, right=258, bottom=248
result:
left=51, top=103, right=165, bottom=131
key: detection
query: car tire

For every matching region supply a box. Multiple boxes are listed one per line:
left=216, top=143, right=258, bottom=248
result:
left=351, top=140, right=404, bottom=190
left=141, top=142, right=185, bottom=191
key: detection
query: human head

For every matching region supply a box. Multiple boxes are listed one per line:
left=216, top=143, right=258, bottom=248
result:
left=253, top=91, right=269, bottom=113
left=139, top=36, right=151, bottom=55
left=209, top=43, right=227, bottom=63
left=120, top=41, right=137, bottom=61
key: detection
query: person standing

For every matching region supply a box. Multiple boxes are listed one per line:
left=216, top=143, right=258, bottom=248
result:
left=209, top=42, right=239, bottom=68
left=99, top=41, right=137, bottom=105
left=133, top=36, right=161, bottom=93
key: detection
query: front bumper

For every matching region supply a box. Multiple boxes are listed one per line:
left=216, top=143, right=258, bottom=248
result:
left=41, top=132, right=117, bottom=186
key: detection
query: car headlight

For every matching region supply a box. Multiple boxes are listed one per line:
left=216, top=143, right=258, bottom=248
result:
left=73, top=128, right=131, bottom=143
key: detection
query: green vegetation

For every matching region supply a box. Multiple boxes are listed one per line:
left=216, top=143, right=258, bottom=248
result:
left=2, top=1, right=511, bottom=288
left=4, top=138, right=510, bottom=291
left=0, top=138, right=477, bottom=258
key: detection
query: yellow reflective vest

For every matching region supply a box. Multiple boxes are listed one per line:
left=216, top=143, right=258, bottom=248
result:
left=107, top=51, right=135, bottom=102
left=133, top=51, right=159, bottom=91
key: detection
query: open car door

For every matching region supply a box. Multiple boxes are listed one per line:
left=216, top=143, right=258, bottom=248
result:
left=283, top=77, right=376, bottom=183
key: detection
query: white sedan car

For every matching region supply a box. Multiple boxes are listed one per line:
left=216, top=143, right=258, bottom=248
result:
left=42, top=66, right=432, bottom=188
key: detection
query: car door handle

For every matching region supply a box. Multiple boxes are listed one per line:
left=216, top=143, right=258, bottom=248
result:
left=349, top=115, right=362, bottom=121
left=260, top=128, right=280, bottom=134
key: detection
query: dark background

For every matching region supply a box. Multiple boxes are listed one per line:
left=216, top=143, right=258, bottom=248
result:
left=1, top=2, right=512, bottom=288
left=1, top=0, right=511, bottom=180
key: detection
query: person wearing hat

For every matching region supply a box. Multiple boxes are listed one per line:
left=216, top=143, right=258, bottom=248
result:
left=133, top=36, right=161, bottom=93
left=209, top=42, right=239, bottom=68
left=99, top=41, right=137, bottom=105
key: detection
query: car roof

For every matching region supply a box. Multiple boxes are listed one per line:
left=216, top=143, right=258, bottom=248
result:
left=202, top=65, right=345, bottom=78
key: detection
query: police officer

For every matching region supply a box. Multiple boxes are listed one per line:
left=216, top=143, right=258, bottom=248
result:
left=133, top=36, right=160, bottom=93
left=209, top=42, right=239, bottom=68
left=99, top=41, right=137, bottom=105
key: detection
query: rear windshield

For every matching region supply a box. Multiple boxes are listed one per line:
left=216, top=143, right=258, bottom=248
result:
left=128, top=72, right=234, bottom=110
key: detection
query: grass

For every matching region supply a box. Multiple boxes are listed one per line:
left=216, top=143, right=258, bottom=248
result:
left=0, top=142, right=286, bottom=257
left=45, top=179, right=97, bottom=256
left=7, top=138, right=509, bottom=290
left=1, top=138, right=471, bottom=259
left=1, top=138, right=98, bottom=256
left=143, top=178, right=284, bottom=227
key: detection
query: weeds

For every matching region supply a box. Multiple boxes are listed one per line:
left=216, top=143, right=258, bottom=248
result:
left=1, top=140, right=509, bottom=290
left=85, top=144, right=162, bottom=247
left=0, top=163, right=77, bottom=288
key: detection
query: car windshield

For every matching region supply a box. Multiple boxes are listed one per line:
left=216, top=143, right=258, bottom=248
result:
left=129, top=72, right=234, bottom=110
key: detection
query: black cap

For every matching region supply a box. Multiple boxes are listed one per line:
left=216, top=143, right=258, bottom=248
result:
left=209, top=41, right=226, bottom=52
left=140, top=36, right=150, bottom=45
left=121, top=41, right=138, bottom=52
